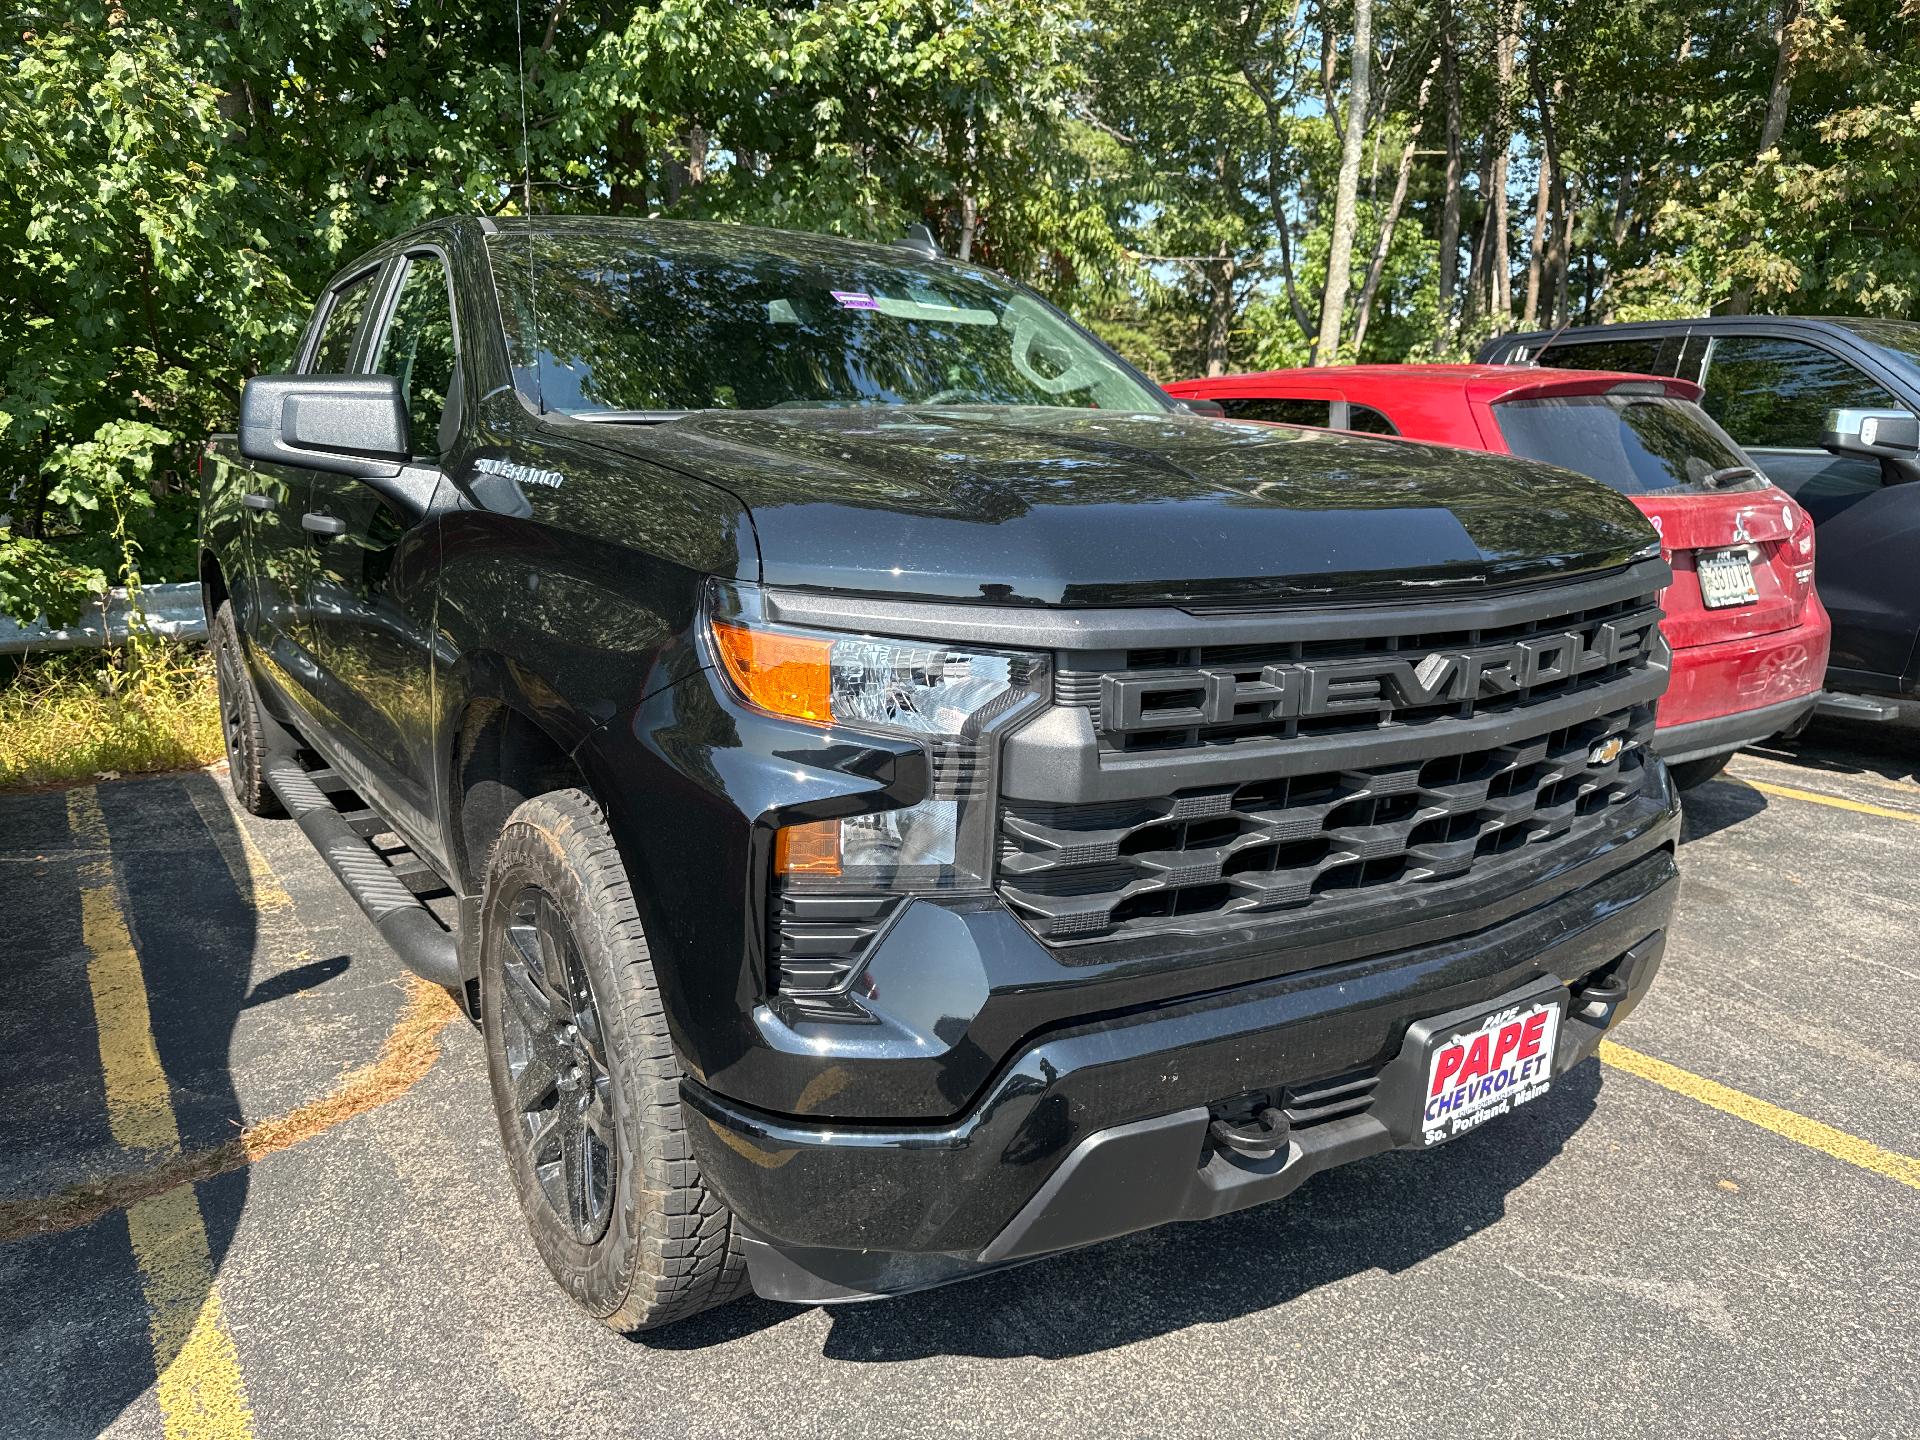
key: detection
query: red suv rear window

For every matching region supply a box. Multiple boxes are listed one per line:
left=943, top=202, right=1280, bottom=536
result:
left=1493, top=393, right=1765, bottom=496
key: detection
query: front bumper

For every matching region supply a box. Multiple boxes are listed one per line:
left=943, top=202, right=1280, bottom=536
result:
left=684, top=840, right=1680, bottom=1305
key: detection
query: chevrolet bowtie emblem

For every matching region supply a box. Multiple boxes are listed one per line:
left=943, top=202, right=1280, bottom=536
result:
left=1588, top=737, right=1626, bottom=766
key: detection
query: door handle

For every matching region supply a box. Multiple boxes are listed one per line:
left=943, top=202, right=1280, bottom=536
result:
left=241, top=492, right=274, bottom=511
left=301, top=511, right=347, bottom=538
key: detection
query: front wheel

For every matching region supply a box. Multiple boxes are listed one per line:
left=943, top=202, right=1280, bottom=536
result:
left=1669, top=752, right=1733, bottom=791
left=210, top=600, right=283, bottom=817
left=478, top=789, right=749, bottom=1331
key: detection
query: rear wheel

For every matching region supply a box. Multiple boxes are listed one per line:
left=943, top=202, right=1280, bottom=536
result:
left=210, top=600, right=283, bottom=817
left=1669, top=752, right=1732, bottom=790
left=478, top=789, right=749, bottom=1331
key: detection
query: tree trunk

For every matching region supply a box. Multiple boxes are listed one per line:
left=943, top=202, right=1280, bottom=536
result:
left=1242, top=51, right=1321, bottom=342
left=1314, top=0, right=1373, bottom=364
left=1595, top=174, right=1637, bottom=321
left=956, top=187, right=979, bottom=262
left=1521, top=153, right=1551, bottom=328
left=1436, top=5, right=1463, bottom=342
left=608, top=109, right=648, bottom=213
left=1528, top=44, right=1570, bottom=326
left=1485, top=0, right=1520, bottom=327
left=1463, top=149, right=1495, bottom=326
left=1204, top=245, right=1238, bottom=376
left=1352, top=49, right=1442, bottom=356
left=1726, top=0, right=1801, bottom=314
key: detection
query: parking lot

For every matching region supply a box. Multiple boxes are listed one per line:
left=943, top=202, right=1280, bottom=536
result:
left=1, top=719, right=1915, bottom=1440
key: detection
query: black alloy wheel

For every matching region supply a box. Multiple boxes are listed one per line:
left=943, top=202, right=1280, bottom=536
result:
left=479, top=788, right=749, bottom=1330
left=209, top=600, right=282, bottom=817
left=497, top=886, right=617, bottom=1245
left=214, top=629, right=248, bottom=770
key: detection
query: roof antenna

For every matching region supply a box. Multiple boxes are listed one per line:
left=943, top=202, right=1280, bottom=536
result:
left=513, top=0, right=545, bottom=413
left=1530, top=316, right=1574, bottom=366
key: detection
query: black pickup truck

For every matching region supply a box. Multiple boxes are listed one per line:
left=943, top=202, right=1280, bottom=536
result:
left=201, top=215, right=1680, bottom=1330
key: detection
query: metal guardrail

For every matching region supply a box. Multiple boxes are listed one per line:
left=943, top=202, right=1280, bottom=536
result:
left=0, top=583, right=207, bottom=656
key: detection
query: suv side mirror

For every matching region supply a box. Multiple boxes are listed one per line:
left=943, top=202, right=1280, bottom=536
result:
left=1176, top=397, right=1227, bottom=419
left=1822, top=407, right=1920, bottom=460
left=239, top=374, right=410, bottom=478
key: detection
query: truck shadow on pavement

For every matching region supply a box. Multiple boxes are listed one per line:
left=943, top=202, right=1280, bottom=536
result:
left=651, top=1061, right=1602, bottom=1360
left=1749, top=712, right=1920, bottom=788
left=1677, top=774, right=1767, bottom=844
left=0, top=772, right=338, bottom=1437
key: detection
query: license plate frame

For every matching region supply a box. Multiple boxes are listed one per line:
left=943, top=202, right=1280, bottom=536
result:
left=1418, top=997, right=1563, bottom=1148
left=1698, top=547, right=1760, bottom=609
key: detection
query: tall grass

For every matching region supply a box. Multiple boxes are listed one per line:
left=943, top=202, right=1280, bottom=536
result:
left=0, top=642, right=223, bottom=789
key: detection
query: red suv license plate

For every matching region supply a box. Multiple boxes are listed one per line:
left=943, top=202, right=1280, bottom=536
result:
left=1420, top=999, right=1562, bottom=1147
left=1698, top=547, right=1760, bottom=609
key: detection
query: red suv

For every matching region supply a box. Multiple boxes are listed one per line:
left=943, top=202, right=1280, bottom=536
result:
left=1167, top=365, right=1830, bottom=787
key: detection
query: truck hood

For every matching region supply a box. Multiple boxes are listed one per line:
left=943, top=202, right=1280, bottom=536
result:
left=585, top=406, right=1657, bottom=606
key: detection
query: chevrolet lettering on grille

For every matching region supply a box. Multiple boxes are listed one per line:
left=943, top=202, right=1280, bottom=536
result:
left=1101, top=610, right=1661, bottom=735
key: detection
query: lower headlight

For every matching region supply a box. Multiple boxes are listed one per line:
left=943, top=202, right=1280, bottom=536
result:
left=707, top=588, right=1049, bottom=893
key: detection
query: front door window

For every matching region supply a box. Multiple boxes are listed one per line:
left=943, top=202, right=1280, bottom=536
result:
left=1699, top=336, right=1900, bottom=450
left=371, top=254, right=459, bottom=457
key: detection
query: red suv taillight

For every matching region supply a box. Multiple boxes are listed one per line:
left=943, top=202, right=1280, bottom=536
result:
left=1775, top=500, right=1816, bottom=614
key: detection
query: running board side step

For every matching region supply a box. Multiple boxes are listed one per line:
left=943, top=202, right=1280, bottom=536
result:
left=1814, top=691, right=1902, bottom=723
left=262, top=755, right=463, bottom=990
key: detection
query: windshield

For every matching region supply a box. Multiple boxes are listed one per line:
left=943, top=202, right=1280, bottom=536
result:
left=1493, top=392, right=1764, bottom=495
left=487, top=228, right=1165, bottom=416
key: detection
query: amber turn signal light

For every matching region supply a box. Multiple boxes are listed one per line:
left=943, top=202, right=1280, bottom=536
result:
left=710, top=621, right=833, bottom=723
left=773, top=819, right=842, bottom=877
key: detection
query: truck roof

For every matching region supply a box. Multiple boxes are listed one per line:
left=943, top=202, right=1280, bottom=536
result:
left=1168, top=363, right=1704, bottom=406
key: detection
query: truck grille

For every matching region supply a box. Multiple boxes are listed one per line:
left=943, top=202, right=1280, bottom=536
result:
left=1000, top=705, right=1655, bottom=942
left=1060, top=592, right=1662, bottom=753
left=996, top=563, right=1670, bottom=946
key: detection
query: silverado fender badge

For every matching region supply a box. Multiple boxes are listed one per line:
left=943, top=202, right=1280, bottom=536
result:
left=475, top=457, right=565, bottom=489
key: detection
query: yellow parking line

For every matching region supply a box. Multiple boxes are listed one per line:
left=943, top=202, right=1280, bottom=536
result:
left=68, top=788, right=256, bottom=1440
left=186, top=783, right=294, bottom=914
left=1740, top=777, right=1920, bottom=824
left=1599, top=1040, right=1920, bottom=1192
left=0, top=973, right=459, bottom=1245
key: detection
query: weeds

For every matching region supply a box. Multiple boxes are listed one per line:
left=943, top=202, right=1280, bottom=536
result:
left=0, top=641, right=222, bottom=789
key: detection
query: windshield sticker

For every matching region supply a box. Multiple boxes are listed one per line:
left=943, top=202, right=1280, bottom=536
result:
left=831, top=290, right=879, bottom=310
left=872, top=295, right=999, bottom=326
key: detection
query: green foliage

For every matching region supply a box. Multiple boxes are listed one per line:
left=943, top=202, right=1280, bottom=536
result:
left=4, top=0, right=1919, bottom=640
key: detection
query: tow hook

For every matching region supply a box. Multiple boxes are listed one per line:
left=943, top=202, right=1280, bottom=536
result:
left=1572, top=966, right=1632, bottom=1022
left=1208, top=1106, right=1291, bottom=1158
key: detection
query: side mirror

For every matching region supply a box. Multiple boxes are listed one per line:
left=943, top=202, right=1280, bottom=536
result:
left=1822, top=407, right=1920, bottom=460
left=1176, top=397, right=1227, bottom=419
left=239, top=374, right=410, bottom=477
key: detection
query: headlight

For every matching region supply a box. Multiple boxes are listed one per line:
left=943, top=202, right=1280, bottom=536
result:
left=707, top=596, right=1049, bottom=892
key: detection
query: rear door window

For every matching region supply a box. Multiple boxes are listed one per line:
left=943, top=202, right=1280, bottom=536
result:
left=1345, top=403, right=1398, bottom=435
left=1533, top=336, right=1668, bottom=375
left=1493, top=392, right=1762, bottom=495
left=307, top=271, right=379, bottom=374
left=1216, top=396, right=1332, bottom=426
left=1699, top=335, right=1902, bottom=449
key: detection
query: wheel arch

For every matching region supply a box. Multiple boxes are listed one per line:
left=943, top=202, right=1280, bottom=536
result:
left=444, top=689, right=599, bottom=901
left=199, top=546, right=230, bottom=620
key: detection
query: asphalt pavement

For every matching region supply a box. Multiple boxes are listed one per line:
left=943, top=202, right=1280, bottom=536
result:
left=1, top=715, right=1915, bottom=1439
